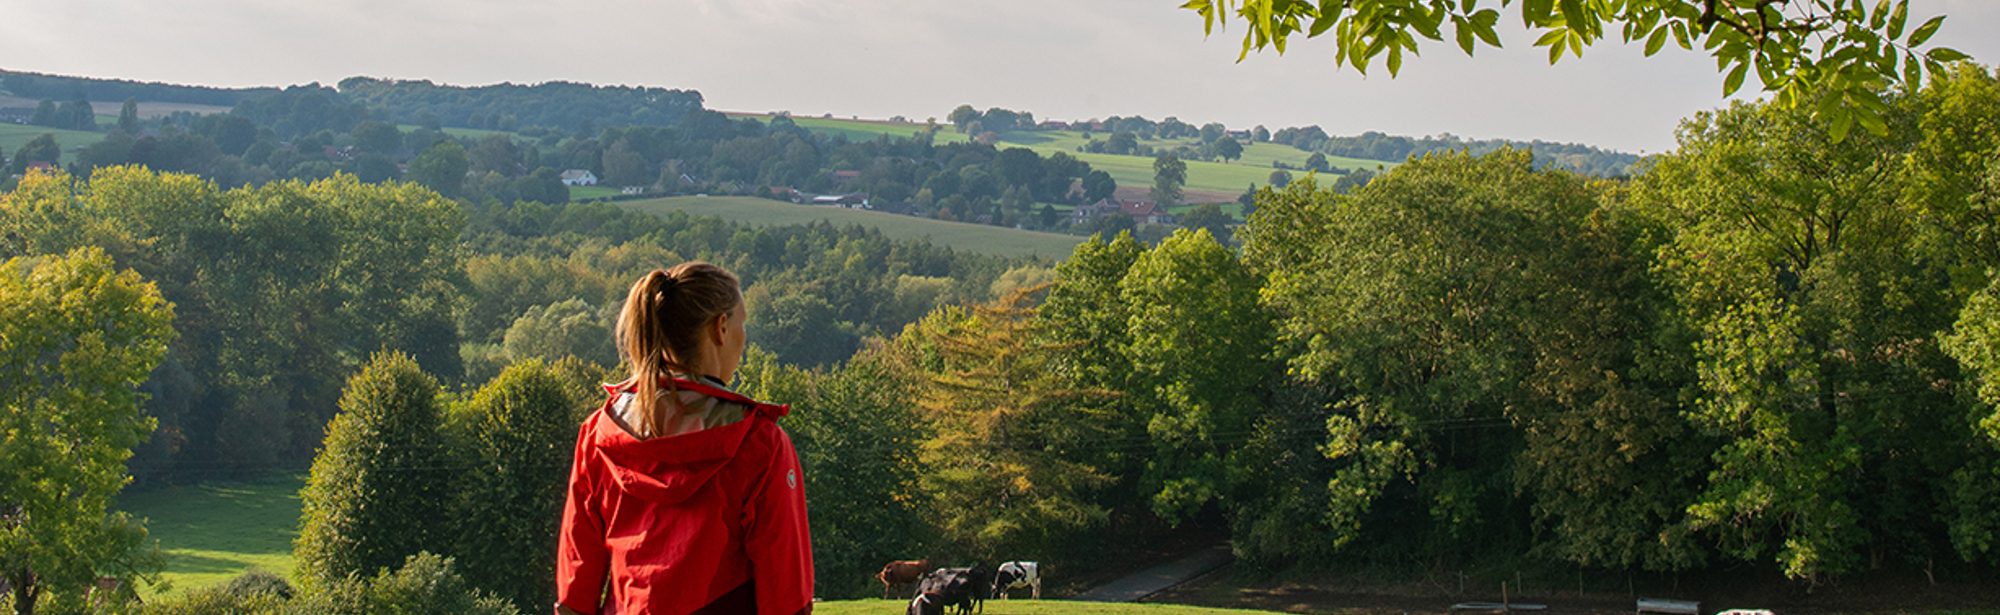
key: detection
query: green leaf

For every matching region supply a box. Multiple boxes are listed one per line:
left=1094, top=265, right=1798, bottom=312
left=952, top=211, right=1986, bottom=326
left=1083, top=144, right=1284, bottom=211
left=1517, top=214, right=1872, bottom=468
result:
left=1559, top=0, right=1585, bottom=32
left=1548, top=34, right=1567, bottom=64
left=1455, top=16, right=1477, bottom=55
left=1906, top=15, right=1943, bottom=46
left=1472, top=10, right=1503, bottom=47
left=1903, top=51, right=1922, bottom=87
left=1723, top=62, right=1749, bottom=96
left=1645, top=25, right=1670, bottom=56
left=1869, top=0, right=1889, bottom=30
left=1670, top=20, right=1692, bottom=50
left=1886, top=0, right=1908, bottom=40
left=1829, top=105, right=1855, bottom=143
left=1927, top=47, right=1970, bottom=63
left=1533, top=27, right=1569, bottom=48
left=1387, top=46, right=1404, bottom=76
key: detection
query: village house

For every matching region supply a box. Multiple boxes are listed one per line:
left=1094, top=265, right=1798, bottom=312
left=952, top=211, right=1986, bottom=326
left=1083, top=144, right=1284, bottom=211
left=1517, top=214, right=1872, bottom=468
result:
left=559, top=169, right=598, bottom=186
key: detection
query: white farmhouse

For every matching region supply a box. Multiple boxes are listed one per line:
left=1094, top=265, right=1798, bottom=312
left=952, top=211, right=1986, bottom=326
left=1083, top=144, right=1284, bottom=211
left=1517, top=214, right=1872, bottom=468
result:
left=560, top=169, right=599, bottom=186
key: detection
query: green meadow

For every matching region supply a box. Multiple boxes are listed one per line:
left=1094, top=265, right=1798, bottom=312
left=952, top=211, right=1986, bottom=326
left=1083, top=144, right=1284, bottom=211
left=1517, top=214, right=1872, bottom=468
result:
left=0, top=123, right=109, bottom=158
left=622, top=196, right=1085, bottom=258
left=116, top=475, right=305, bottom=599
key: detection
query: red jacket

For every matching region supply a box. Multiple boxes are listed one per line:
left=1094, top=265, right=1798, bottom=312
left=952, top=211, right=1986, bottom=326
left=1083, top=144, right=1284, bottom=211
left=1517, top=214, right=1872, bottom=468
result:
left=557, top=377, right=814, bottom=615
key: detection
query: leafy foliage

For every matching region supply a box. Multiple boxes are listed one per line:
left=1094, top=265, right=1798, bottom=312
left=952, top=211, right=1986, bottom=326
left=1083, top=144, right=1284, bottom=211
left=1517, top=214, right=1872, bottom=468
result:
left=295, top=352, right=451, bottom=587
left=0, top=247, right=174, bottom=615
left=1181, top=0, right=1970, bottom=141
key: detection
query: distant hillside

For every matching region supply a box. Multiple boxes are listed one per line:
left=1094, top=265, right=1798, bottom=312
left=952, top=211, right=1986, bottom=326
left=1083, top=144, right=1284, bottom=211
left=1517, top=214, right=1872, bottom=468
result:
left=0, top=69, right=275, bottom=106
left=623, top=196, right=1084, bottom=258
left=336, top=77, right=705, bottom=132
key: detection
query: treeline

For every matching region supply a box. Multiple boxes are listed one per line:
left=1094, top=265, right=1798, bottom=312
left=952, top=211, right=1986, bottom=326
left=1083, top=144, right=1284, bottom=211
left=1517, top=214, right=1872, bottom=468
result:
left=337, top=76, right=705, bottom=133
left=1268, top=125, right=1639, bottom=175
left=0, top=69, right=275, bottom=106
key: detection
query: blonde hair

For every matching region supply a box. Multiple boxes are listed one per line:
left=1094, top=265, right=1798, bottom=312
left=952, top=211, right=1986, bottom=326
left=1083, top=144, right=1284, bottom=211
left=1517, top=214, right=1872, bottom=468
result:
left=615, top=262, right=741, bottom=438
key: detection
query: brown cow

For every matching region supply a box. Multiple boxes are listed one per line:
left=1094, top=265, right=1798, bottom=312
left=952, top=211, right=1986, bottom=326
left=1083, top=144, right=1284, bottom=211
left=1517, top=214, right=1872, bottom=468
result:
left=878, top=559, right=930, bottom=599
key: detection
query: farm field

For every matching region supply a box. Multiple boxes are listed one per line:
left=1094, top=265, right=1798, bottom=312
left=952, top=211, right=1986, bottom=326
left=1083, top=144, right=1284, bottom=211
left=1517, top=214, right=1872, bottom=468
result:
left=622, top=196, right=1085, bottom=258
left=569, top=185, right=625, bottom=200
left=116, top=475, right=305, bottom=599
left=0, top=94, right=234, bottom=120
left=0, top=122, right=108, bottom=157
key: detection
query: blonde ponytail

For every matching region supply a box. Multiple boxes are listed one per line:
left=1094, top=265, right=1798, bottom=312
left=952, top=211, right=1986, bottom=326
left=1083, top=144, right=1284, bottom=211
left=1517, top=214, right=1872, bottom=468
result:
left=615, top=263, right=742, bottom=438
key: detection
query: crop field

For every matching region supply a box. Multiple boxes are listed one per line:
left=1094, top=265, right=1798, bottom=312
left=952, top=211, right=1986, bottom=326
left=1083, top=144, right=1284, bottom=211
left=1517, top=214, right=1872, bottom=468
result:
left=622, top=196, right=1084, bottom=258
left=0, top=123, right=109, bottom=158
left=116, top=475, right=305, bottom=599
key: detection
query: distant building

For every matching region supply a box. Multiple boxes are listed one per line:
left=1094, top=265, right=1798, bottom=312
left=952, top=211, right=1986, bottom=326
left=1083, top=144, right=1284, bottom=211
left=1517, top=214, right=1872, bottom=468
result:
left=620, top=186, right=646, bottom=195
left=559, top=169, right=598, bottom=186
left=1038, top=121, right=1071, bottom=131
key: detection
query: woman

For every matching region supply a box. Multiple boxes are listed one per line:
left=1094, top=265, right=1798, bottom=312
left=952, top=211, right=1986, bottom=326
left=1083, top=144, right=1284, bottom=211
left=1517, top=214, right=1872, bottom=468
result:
left=556, top=263, right=814, bottom=615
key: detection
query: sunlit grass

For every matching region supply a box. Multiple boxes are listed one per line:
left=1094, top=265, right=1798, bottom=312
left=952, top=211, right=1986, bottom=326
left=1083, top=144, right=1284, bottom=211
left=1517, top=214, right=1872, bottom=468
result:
left=117, top=475, right=305, bottom=599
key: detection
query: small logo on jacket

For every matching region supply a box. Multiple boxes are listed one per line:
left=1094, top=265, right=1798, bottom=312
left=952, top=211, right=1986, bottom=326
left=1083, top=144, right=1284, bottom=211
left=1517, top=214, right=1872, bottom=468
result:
left=787, top=469, right=797, bottom=489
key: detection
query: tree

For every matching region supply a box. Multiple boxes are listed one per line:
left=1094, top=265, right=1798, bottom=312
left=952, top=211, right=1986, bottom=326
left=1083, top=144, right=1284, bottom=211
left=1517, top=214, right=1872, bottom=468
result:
left=1180, top=0, right=1970, bottom=141
left=1253, top=125, right=1271, bottom=142
left=600, top=139, right=649, bottom=187
left=351, top=120, right=405, bottom=155
left=451, top=359, right=598, bottom=612
left=901, top=297, right=1115, bottom=558
left=1214, top=135, right=1244, bottom=162
left=501, top=298, right=616, bottom=366
left=0, top=248, right=174, bottom=615
left=9, top=134, right=60, bottom=174
left=1633, top=92, right=1977, bottom=578
left=1081, top=169, right=1117, bottom=203
left=1119, top=229, right=1271, bottom=521
left=117, top=97, right=140, bottom=134
left=1268, top=169, right=1292, bottom=188
left=1200, top=122, right=1226, bottom=143
left=1305, top=152, right=1329, bottom=173
left=296, top=351, right=452, bottom=587
left=1178, top=202, right=1235, bottom=244
left=948, top=105, right=981, bottom=133
left=56, top=94, right=93, bottom=131
left=1151, top=154, right=1187, bottom=206
left=469, top=134, right=522, bottom=177
left=27, top=100, right=54, bottom=127
left=407, top=139, right=470, bottom=199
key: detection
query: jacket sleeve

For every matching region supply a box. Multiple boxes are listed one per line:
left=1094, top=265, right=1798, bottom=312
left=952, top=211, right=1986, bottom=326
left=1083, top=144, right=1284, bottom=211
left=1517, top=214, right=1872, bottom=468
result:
left=744, top=421, right=814, bottom=615
left=556, top=419, right=609, bottom=615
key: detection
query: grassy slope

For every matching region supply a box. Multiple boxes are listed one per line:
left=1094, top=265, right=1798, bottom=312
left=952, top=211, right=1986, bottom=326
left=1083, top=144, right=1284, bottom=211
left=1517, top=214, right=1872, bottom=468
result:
left=622, top=196, right=1083, bottom=258
left=0, top=123, right=108, bottom=157
left=116, top=476, right=305, bottom=599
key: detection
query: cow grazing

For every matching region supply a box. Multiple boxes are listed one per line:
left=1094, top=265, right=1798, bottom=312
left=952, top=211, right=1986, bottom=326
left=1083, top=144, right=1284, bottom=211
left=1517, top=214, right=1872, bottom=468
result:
left=919, top=566, right=990, bottom=615
left=993, top=561, right=1041, bottom=599
left=908, top=593, right=944, bottom=615
left=879, top=560, right=931, bottom=599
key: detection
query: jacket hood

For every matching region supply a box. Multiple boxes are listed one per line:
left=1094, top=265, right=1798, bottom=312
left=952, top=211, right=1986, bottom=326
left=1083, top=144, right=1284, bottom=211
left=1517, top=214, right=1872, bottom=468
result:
left=587, top=378, right=790, bottom=505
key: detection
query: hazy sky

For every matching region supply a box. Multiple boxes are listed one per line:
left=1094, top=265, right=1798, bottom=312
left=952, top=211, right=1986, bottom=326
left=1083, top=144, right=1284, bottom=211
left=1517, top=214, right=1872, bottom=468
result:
left=3, top=0, right=1995, bottom=153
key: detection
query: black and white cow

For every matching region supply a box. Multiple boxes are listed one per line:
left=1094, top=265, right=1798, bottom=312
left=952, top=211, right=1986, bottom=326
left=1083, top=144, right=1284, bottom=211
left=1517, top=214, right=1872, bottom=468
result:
left=992, top=561, right=1041, bottom=599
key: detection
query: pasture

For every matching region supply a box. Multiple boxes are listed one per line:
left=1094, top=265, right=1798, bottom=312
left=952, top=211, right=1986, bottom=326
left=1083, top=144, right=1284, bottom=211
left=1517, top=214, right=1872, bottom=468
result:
left=621, top=196, right=1085, bottom=258
left=116, top=475, right=304, bottom=599
left=0, top=123, right=108, bottom=157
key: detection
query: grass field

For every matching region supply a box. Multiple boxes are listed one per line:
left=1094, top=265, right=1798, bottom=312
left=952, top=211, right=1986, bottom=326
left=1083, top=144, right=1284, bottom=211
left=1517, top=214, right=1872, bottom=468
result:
left=727, top=113, right=972, bottom=145
left=623, top=196, right=1084, bottom=258
left=0, top=123, right=109, bottom=158
left=570, top=185, right=626, bottom=199
left=814, top=600, right=1263, bottom=615
left=116, top=475, right=304, bottom=599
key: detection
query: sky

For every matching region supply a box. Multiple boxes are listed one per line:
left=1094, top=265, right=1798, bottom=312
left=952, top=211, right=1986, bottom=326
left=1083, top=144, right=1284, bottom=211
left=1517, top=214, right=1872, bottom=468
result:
left=2, top=0, right=1996, bottom=154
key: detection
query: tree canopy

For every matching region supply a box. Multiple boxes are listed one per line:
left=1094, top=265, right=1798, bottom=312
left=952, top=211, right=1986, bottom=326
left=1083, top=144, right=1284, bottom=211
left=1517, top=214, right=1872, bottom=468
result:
left=1181, top=0, right=1972, bottom=140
